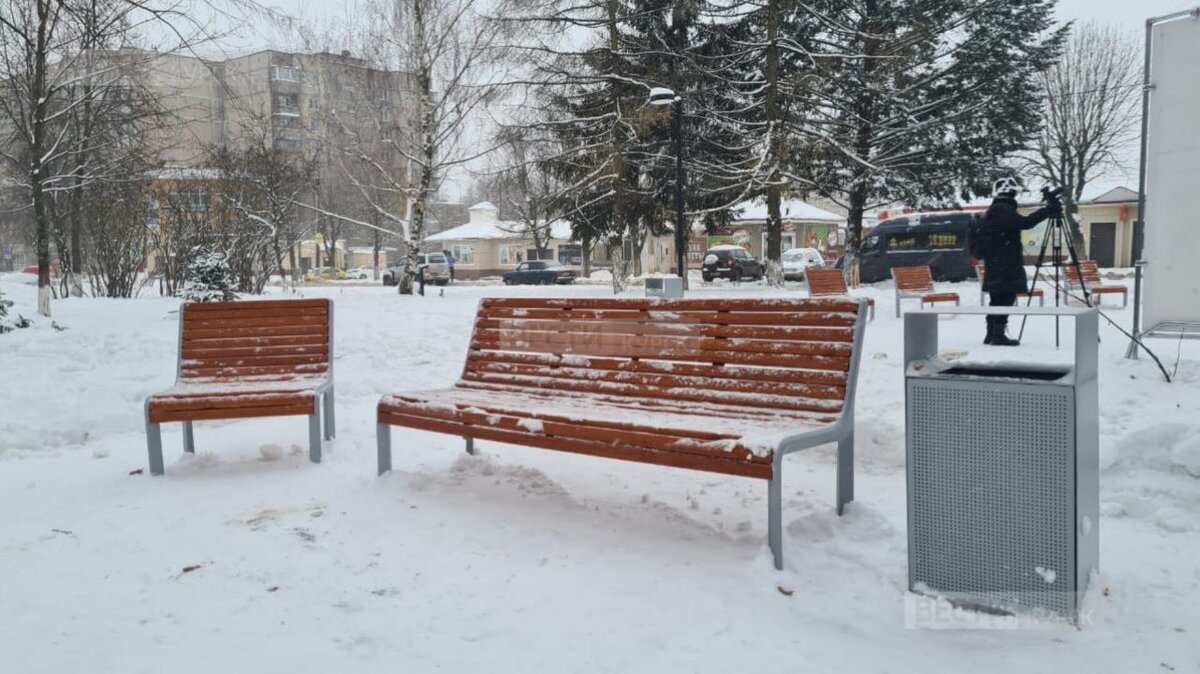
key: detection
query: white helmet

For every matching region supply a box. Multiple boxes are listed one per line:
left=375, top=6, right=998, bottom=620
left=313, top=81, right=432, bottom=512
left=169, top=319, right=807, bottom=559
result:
left=992, top=177, right=1022, bottom=198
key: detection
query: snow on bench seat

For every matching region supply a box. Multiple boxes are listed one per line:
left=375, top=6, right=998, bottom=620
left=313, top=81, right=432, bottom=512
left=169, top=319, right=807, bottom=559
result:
left=143, top=299, right=335, bottom=475
left=376, top=296, right=869, bottom=569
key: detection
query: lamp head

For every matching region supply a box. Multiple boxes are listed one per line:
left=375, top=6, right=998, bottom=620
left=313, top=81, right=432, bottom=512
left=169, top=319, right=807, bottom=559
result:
left=648, top=87, right=677, bottom=106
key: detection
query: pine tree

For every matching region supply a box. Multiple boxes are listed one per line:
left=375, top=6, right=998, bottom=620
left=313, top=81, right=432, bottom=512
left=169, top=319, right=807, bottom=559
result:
left=797, top=0, right=1067, bottom=279
left=179, top=249, right=238, bottom=303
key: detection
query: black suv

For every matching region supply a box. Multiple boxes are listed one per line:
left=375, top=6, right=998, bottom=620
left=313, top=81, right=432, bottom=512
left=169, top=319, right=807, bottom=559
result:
left=701, top=245, right=765, bottom=282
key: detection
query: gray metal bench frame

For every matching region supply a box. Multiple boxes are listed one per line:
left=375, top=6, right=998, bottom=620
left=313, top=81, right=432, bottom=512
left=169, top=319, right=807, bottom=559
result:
left=144, top=301, right=335, bottom=475
left=377, top=299, right=869, bottom=570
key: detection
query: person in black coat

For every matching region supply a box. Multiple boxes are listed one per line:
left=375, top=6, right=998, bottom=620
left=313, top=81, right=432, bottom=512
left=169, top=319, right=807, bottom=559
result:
left=981, top=177, right=1060, bottom=346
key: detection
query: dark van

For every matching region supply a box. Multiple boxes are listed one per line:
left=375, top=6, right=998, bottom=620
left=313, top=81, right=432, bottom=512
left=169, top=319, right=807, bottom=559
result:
left=857, top=211, right=980, bottom=283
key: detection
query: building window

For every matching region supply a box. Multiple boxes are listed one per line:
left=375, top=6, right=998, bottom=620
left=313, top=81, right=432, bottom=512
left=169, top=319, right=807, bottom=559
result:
left=271, top=65, right=302, bottom=82
left=309, top=97, right=319, bottom=111
left=274, top=93, right=299, bottom=110
left=499, top=245, right=525, bottom=266
left=168, top=191, right=208, bottom=212
left=274, top=137, right=303, bottom=151
left=452, top=244, right=475, bottom=265
left=557, top=244, right=582, bottom=266
left=381, top=108, right=391, bottom=122
left=762, top=232, right=796, bottom=253
left=527, top=248, right=554, bottom=261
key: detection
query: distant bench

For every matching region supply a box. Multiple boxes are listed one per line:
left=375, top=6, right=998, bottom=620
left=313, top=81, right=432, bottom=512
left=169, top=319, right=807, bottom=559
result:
left=1064, top=260, right=1128, bottom=307
left=891, top=265, right=960, bottom=318
left=806, top=268, right=875, bottom=320
left=376, top=297, right=869, bottom=569
left=144, top=299, right=335, bottom=475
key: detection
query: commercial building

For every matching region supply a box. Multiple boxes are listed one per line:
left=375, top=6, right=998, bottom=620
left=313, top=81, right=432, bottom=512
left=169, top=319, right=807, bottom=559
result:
left=425, top=202, right=583, bottom=280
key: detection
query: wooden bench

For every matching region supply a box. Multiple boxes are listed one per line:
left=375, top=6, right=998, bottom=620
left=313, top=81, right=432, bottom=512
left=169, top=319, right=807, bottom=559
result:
left=144, top=298, right=335, bottom=475
left=377, top=297, right=868, bottom=569
left=805, top=268, right=875, bottom=320
left=976, top=264, right=1044, bottom=306
left=891, top=265, right=960, bottom=318
left=1064, top=260, right=1128, bottom=307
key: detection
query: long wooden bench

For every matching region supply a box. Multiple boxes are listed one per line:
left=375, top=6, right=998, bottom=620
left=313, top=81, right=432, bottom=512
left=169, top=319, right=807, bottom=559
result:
left=976, top=263, right=1044, bottom=306
left=1064, top=260, right=1128, bottom=307
left=144, top=298, right=335, bottom=475
left=891, top=265, right=960, bottom=318
left=806, top=268, right=875, bottom=320
left=377, top=297, right=868, bottom=569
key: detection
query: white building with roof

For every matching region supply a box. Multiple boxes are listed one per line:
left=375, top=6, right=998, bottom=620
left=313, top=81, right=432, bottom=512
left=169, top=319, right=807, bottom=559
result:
left=699, top=198, right=847, bottom=265
left=424, top=202, right=582, bottom=279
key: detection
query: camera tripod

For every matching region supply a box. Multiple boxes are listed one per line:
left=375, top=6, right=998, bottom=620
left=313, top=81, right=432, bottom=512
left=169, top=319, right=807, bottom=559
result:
left=1017, top=190, right=1091, bottom=347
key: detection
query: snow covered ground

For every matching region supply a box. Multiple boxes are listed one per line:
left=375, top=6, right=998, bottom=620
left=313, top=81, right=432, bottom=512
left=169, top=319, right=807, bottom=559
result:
left=1, top=275, right=1198, bottom=673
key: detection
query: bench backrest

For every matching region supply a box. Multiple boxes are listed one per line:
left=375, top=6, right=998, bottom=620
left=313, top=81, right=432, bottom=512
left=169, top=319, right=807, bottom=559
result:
left=1064, top=260, right=1103, bottom=285
left=179, top=298, right=333, bottom=381
left=806, top=268, right=850, bottom=297
left=891, top=266, right=936, bottom=293
left=464, top=297, right=865, bottom=416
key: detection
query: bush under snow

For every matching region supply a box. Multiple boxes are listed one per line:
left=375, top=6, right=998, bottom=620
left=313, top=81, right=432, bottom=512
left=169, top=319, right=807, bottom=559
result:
left=178, top=250, right=238, bottom=303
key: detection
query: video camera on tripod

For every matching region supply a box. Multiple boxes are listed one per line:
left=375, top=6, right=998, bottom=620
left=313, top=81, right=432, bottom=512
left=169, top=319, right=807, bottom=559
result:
left=1018, top=185, right=1089, bottom=345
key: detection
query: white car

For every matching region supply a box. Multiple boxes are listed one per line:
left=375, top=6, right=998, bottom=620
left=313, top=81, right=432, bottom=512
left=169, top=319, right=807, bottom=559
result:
left=781, top=247, right=825, bottom=281
left=345, top=267, right=376, bottom=280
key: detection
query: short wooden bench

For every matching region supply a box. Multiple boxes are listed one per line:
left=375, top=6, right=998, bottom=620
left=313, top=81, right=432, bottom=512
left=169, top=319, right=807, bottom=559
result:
left=976, top=263, right=1044, bottom=306
left=377, top=297, right=868, bottom=569
left=805, top=268, right=875, bottom=320
left=144, top=298, right=335, bottom=475
left=891, top=265, right=960, bottom=318
left=1064, top=260, right=1128, bottom=307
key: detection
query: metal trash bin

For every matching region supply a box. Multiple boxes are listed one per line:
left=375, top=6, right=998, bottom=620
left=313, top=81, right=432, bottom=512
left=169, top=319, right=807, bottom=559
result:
left=904, top=306, right=1099, bottom=624
left=644, top=276, right=684, bottom=298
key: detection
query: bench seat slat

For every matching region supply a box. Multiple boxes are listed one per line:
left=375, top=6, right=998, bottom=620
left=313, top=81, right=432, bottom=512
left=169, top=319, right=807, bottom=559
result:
left=465, top=360, right=846, bottom=400
left=481, top=296, right=860, bottom=313
left=472, top=328, right=852, bottom=357
left=460, top=370, right=844, bottom=413
left=381, top=410, right=772, bottom=479
left=468, top=350, right=849, bottom=387
left=473, top=317, right=854, bottom=342
left=470, top=341, right=850, bottom=371
left=379, top=398, right=768, bottom=462
left=479, top=307, right=858, bottom=327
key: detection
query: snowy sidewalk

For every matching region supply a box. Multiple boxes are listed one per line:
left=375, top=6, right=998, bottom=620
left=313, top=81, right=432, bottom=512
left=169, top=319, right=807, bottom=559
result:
left=1, top=279, right=1197, bottom=673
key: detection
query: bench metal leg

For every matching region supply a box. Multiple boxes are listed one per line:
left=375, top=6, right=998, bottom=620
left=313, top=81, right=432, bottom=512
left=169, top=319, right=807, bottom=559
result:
left=323, top=391, right=335, bottom=440
left=768, top=467, right=783, bottom=570
left=377, top=423, right=392, bottom=475
left=146, top=421, right=165, bottom=476
left=465, top=437, right=475, bottom=455
left=308, top=413, right=321, bottom=464
left=837, top=431, right=855, bottom=515
left=183, top=421, right=195, bottom=454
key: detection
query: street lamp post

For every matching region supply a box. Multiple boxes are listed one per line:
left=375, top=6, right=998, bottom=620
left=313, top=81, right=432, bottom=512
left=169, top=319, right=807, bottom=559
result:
left=649, top=87, right=687, bottom=286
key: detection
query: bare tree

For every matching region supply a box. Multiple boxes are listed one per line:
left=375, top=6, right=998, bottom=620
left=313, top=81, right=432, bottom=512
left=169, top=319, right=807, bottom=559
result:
left=208, top=119, right=317, bottom=294
left=486, top=126, right=565, bottom=260
left=325, top=0, right=508, bottom=295
left=0, top=0, right=229, bottom=315
left=1025, top=22, right=1141, bottom=246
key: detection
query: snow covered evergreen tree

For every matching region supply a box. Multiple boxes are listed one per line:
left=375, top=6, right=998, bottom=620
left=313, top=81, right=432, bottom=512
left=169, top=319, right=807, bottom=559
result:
left=796, top=0, right=1067, bottom=279
left=179, top=249, right=238, bottom=303
left=0, top=287, right=30, bottom=334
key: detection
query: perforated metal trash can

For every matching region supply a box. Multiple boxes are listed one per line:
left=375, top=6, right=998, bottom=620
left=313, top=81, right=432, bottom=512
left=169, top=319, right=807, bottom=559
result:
left=903, top=307, right=1100, bottom=624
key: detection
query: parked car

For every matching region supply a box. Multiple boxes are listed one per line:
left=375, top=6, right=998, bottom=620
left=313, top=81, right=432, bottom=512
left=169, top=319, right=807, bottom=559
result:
left=701, top=245, right=764, bottom=282
left=781, top=247, right=825, bottom=281
left=306, top=266, right=346, bottom=281
left=857, top=211, right=980, bottom=283
left=382, top=252, right=450, bottom=286
left=345, top=267, right=376, bottom=280
left=502, top=260, right=576, bottom=285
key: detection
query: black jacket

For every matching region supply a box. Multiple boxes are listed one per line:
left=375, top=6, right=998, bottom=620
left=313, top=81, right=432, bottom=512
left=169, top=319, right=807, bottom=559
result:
left=982, top=197, right=1050, bottom=294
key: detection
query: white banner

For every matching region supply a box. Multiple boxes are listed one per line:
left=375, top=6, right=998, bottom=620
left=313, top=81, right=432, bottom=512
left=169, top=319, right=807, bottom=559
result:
left=1144, top=16, right=1200, bottom=330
